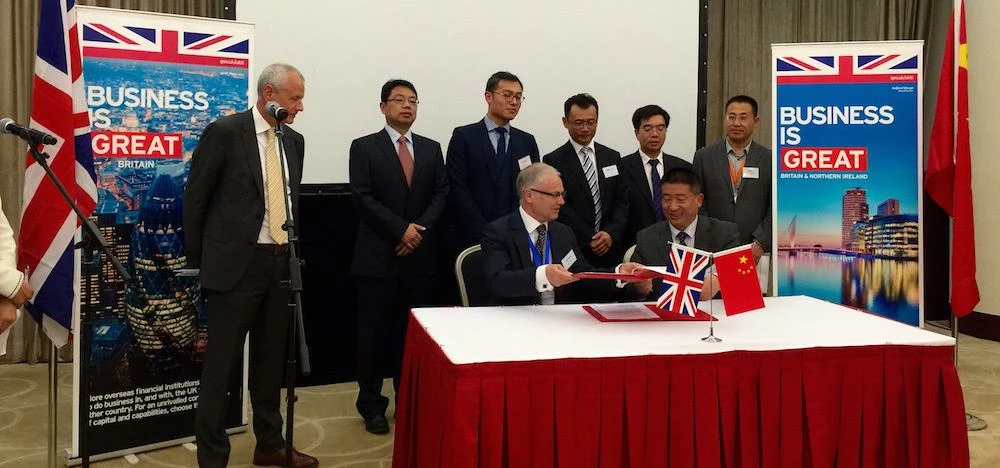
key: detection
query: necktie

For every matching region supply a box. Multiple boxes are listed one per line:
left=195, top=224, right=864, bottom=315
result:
left=675, top=231, right=689, bottom=246
left=535, top=224, right=547, bottom=260
left=649, top=159, right=664, bottom=221
left=265, top=128, right=288, bottom=244
left=397, top=135, right=414, bottom=187
left=536, top=224, right=554, bottom=305
left=495, top=127, right=508, bottom=161
left=581, top=147, right=602, bottom=231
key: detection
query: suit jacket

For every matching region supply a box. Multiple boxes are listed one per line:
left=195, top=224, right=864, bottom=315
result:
left=631, top=215, right=740, bottom=299
left=542, top=141, right=629, bottom=267
left=619, top=151, right=693, bottom=249
left=183, top=109, right=305, bottom=292
left=446, top=119, right=540, bottom=246
left=349, top=129, right=448, bottom=277
left=692, top=140, right=772, bottom=251
left=481, top=211, right=614, bottom=306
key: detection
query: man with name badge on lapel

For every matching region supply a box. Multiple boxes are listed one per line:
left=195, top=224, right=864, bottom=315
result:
left=447, top=71, right=540, bottom=248
left=693, top=95, right=772, bottom=264
left=619, top=105, right=692, bottom=249
left=543, top=93, right=629, bottom=268
left=481, top=163, right=643, bottom=306
left=348, top=79, right=448, bottom=435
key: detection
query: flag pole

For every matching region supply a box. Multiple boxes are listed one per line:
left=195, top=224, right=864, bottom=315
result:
left=949, top=0, right=988, bottom=432
left=48, top=338, right=58, bottom=468
left=701, top=257, right=722, bottom=343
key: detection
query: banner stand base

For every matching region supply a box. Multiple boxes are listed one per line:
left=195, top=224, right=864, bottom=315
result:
left=64, top=426, right=247, bottom=467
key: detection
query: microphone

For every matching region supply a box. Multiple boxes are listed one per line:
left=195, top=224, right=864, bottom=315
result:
left=264, top=101, right=289, bottom=122
left=0, top=118, right=58, bottom=145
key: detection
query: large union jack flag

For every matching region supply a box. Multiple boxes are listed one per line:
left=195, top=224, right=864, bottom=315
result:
left=81, top=22, right=249, bottom=68
left=655, top=244, right=711, bottom=318
left=776, top=54, right=919, bottom=84
left=18, top=0, right=96, bottom=346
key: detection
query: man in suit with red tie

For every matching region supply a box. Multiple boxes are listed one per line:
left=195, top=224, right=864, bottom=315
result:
left=349, top=79, right=448, bottom=435
left=447, top=71, right=540, bottom=248
left=542, top=93, right=629, bottom=268
left=619, top=105, right=693, bottom=249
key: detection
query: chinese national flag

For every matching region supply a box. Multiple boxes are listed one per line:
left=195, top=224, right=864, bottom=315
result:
left=713, top=244, right=765, bottom=315
left=926, top=0, right=979, bottom=317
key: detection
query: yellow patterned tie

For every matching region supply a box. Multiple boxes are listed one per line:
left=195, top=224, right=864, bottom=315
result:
left=265, top=128, right=288, bottom=244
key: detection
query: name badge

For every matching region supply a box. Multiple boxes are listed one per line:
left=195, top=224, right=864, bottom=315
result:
left=602, top=165, right=619, bottom=178
left=561, top=250, right=578, bottom=269
left=517, top=156, right=532, bottom=170
left=743, top=167, right=760, bottom=179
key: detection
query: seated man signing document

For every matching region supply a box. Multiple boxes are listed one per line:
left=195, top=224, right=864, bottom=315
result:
left=482, top=162, right=644, bottom=306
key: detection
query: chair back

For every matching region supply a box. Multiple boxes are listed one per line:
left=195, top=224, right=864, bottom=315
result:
left=623, top=244, right=637, bottom=263
left=456, top=244, right=488, bottom=307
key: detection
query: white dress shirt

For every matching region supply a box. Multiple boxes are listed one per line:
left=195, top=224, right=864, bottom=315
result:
left=251, top=106, right=291, bottom=244
left=384, top=125, right=414, bottom=159
left=638, top=150, right=665, bottom=198
left=519, top=207, right=556, bottom=304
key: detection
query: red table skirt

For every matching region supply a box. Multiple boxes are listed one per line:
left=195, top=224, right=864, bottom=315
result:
left=392, top=317, right=969, bottom=468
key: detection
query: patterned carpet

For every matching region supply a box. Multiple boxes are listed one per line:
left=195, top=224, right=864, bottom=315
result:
left=1, top=327, right=998, bottom=467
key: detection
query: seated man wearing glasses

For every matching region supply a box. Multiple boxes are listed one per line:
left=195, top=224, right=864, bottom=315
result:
left=447, top=71, right=540, bottom=249
left=481, top=163, right=643, bottom=306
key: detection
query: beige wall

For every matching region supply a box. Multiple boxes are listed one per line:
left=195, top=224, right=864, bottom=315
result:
left=967, top=0, right=1000, bottom=315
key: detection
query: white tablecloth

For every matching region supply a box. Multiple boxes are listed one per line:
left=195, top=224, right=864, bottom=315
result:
left=411, top=295, right=952, bottom=365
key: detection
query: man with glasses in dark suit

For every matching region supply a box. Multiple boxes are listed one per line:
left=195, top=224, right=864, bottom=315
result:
left=349, top=79, right=448, bottom=435
left=447, top=71, right=540, bottom=248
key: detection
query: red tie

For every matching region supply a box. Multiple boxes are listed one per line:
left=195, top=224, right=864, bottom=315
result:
left=397, top=135, right=413, bottom=186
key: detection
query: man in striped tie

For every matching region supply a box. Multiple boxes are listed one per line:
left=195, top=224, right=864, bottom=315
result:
left=542, top=94, right=629, bottom=268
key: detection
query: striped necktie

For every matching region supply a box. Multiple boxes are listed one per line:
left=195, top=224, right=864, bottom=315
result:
left=580, top=146, right=602, bottom=231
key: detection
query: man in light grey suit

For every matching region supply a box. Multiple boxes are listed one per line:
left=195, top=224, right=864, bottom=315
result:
left=631, top=167, right=740, bottom=300
left=692, top=95, right=771, bottom=262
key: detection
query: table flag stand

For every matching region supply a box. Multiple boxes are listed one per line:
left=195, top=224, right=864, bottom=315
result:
left=701, top=258, right=722, bottom=343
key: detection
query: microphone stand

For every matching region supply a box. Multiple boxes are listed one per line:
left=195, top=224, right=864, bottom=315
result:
left=25, top=143, right=136, bottom=468
left=273, top=117, right=311, bottom=467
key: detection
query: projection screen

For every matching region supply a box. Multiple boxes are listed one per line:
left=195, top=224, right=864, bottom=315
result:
left=237, top=0, right=703, bottom=184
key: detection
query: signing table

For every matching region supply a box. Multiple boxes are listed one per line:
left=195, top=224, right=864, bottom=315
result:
left=391, top=296, right=968, bottom=468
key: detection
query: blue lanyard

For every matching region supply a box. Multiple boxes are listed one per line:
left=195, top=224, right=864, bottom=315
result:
left=528, top=231, right=551, bottom=267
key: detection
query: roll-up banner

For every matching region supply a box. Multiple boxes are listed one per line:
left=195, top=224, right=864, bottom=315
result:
left=772, top=41, right=924, bottom=326
left=72, top=6, right=253, bottom=461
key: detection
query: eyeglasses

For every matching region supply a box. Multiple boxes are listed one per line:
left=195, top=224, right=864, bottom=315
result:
left=570, top=119, right=598, bottom=129
left=490, top=90, right=525, bottom=103
left=386, top=97, right=419, bottom=105
left=530, top=188, right=567, bottom=198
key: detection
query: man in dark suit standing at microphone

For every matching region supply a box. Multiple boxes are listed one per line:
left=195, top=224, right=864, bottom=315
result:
left=184, top=63, right=318, bottom=468
left=349, top=79, right=448, bottom=435
left=447, top=71, right=540, bottom=248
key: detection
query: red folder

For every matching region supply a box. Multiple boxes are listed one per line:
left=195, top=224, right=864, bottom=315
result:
left=583, top=304, right=717, bottom=322
left=573, top=269, right=662, bottom=282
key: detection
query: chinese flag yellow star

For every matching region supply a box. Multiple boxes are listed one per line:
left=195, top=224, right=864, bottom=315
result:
left=739, top=255, right=748, bottom=264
